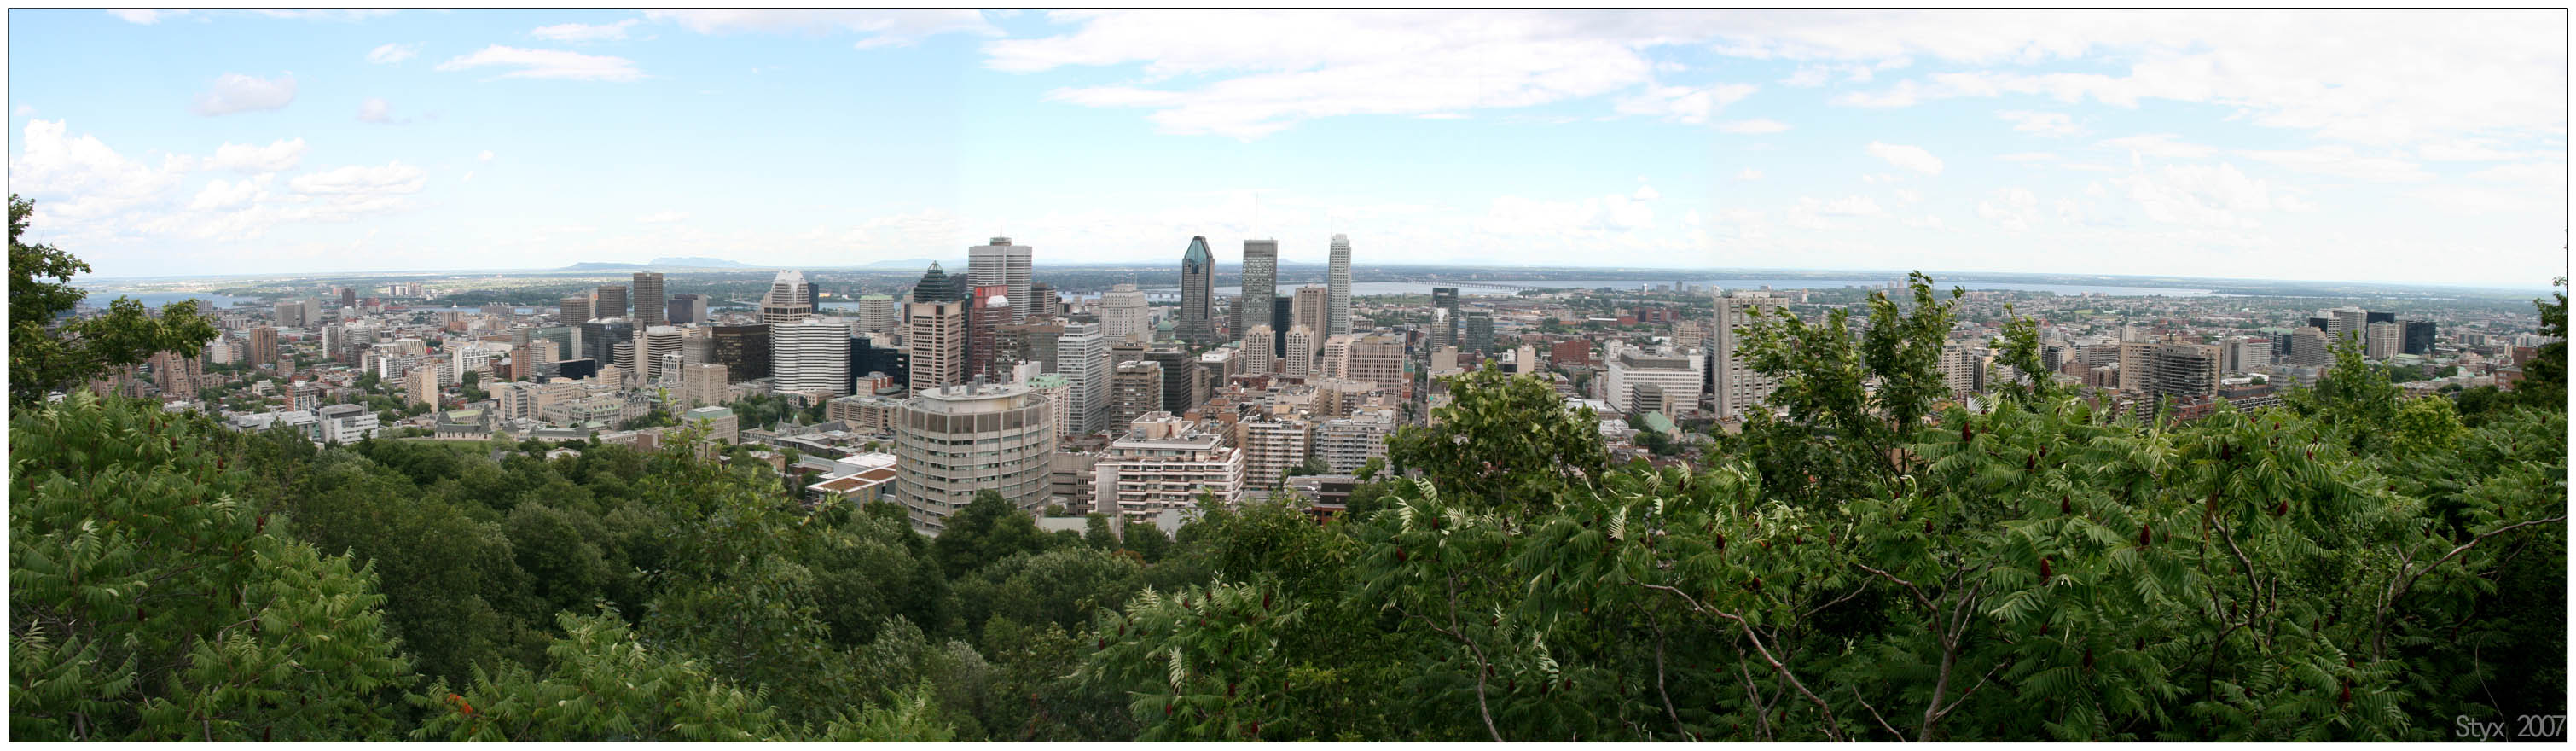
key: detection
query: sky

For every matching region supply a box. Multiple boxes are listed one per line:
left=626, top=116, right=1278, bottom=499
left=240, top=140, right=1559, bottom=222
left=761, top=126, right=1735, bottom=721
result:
left=7, top=9, right=2567, bottom=288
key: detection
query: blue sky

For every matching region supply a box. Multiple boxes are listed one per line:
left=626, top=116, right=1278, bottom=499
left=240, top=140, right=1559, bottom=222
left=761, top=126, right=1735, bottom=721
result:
left=9, top=9, right=2566, bottom=288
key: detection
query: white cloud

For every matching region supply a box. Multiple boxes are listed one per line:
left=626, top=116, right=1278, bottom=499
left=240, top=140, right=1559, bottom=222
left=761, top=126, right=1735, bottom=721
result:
left=107, top=9, right=174, bottom=24
left=436, top=45, right=643, bottom=81
left=2113, top=162, right=2272, bottom=228
left=2100, top=134, right=2213, bottom=160
left=206, top=138, right=306, bottom=173
left=1862, top=172, right=1902, bottom=184
left=1615, top=83, right=1757, bottom=125
left=1998, top=109, right=2084, bottom=137
left=638, top=211, right=690, bottom=224
left=1904, top=214, right=1947, bottom=230
left=2417, top=138, right=2532, bottom=162
left=367, top=43, right=421, bottom=64
left=1976, top=188, right=2040, bottom=232
left=1779, top=67, right=1831, bottom=87
left=1716, top=119, right=1790, bottom=134
left=1867, top=142, right=1944, bottom=175
left=1998, top=152, right=2060, bottom=163
left=191, top=73, right=297, bottom=116
left=189, top=175, right=274, bottom=211
left=1894, top=188, right=1923, bottom=204
left=646, top=9, right=997, bottom=48
left=2468, top=160, right=2563, bottom=187
left=250, top=9, right=396, bottom=21
left=9, top=119, right=186, bottom=222
left=2237, top=145, right=2433, bottom=183
left=477, top=150, right=495, bottom=162
left=533, top=19, right=640, bottom=42
left=1784, top=195, right=1884, bottom=229
left=357, top=97, right=395, bottom=124
left=1736, top=168, right=1763, bottom=181
left=290, top=161, right=427, bottom=197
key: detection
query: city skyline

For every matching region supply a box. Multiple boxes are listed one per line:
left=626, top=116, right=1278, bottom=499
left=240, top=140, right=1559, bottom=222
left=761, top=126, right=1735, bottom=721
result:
left=8, top=9, right=2567, bottom=287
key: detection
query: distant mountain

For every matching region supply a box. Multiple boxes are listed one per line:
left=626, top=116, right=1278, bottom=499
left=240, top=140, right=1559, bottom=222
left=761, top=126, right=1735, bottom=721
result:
left=560, top=262, right=649, bottom=271
left=651, top=256, right=753, bottom=268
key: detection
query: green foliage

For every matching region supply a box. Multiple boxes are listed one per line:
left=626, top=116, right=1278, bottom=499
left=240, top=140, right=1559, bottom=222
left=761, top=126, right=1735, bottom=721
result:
left=1387, top=366, right=1610, bottom=517
left=9, top=195, right=221, bottom=407
left=931, top=491, right=1055, bottom=579
left=11, top=393, right=416, bottom=740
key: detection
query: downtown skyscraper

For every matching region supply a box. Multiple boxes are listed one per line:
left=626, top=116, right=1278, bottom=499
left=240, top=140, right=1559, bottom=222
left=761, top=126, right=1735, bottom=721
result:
left=630, top=271, right=666, bottom=329
left=1178, top=236, right=1216, bottom=346
left=968, top=236, right=1034, bottom=322
left=1239, top=239, right=1278, bottom=349
left=1326, top=234, right=1352, bottom=339
left=760, top=271, right=814, bottom=326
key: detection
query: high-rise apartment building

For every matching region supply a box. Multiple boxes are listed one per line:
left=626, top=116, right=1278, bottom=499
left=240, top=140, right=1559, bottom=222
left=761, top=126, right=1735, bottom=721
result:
left=2288, top=326, right=2332, bottom=366
left=1239, top=239, right=1279, bottom=347
left=1463, top=312, right=1494, bottom=356
left=773, top=318, right=853, bottom=397
left=678, top=363, right=731, bottom=408
left=1109, top=360, right=1164, bottom=431
left=2325, top=306, right=2367, bottom=344
left=1241, top=324, right=1275, bottom=376
left=2144, top=342, right=2220, bottom=405
left=2366, top=321, right=2402, bottom=360
left=905, top=300, right=967, bottom=395
left=711, top=323, right=772, bottom=381
left=1284, top=325, right=1318, bottom=377
left=1055, top=322, right=1110, bottom=436
left=249, top=326, right=280, bottom=367
left=630, top=272, right=665, bottom=329
left=1314, top=409, right=1394, bottom=474
left=1099, top=283, right=1150, bottom=343
left=968, top=236, right=1034, bottom=322
left=1092, top=413, right=1244, bottom=523
left=1712, top=292, right=1783, bottom=420
left=1239, top=417, right=1311, bottom=491
left=761, top=271, right=814, bottom=326
left=1326, top=234, right=1352, bottom=339
left=1178, top=236, right=1217, bottom=346
left=1343, top=334, right=1407, bottom=398
left=594, top=285, right=629, bottom=321
left=891, top=381, right=1057, bottom=533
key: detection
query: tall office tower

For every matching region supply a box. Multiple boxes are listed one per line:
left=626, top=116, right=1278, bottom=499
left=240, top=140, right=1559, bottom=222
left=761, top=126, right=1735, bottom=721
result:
left=772, top=318, right=854, bottom=397
left=1240, top=239, right=1279, bottom=348
left=1463, top=312, right=1494, bottom=355
left=995, top=319, right=1065, bottom=375
left=339, top=287, right=357, bottom=309
left=853, top=334, right=910, bottom=389
left=1294, top=285, right=1329, bottom=342
left=1713, top=292, right=1784, bottom=420
left=1283, top=325, right=1318, bottom=377
left=1239, top=416, right=1313, bottom=491
left=1109, top=360, right=1164, bottom=429
left=1055, top=322, right=1110, bottom=435
left=2306, top=316, right=2332, bottom=334
left=1178, top=236, right=1217, bottom=346
left=2365, top=321, right=2402, bottom=360
left=630, top=272, right=666, bottom=329
left=666, top=293, right=708, bottom=325
left=1326, top=234, right=1352, bottom=339
left=905, top=300, right=967, bottom=394
left=1270, top=294, right=1295, bottom=356
left=913, top=262, right=965, bottom=304
left=2403, top=320, right=2437, bottom=355
left=1099, top=283, right=1151, bottom=343
left=611, top=341, right=639, bottom=385
left=1343, top=334, right=1407, bottom=396
left=594, top=284, right=629, bottom=321
left=2288, top=326, right=2332, bottom=365
left=711, top=323, right=772, bottom=381
left=1240, top=324, right=1276, bottom=376
left=968, top=236, right=1035, bottom=322
left=855, top=294, right=900, bottom=334
left=1093, top=414, right=1246, bottom=523
left=891, top=381, right=1057, bottom=532
left=761, top=271, right=815, bottom=326
left=274, top=300, right=305, bottom=329
left=576, top=319, right=634, bottom=365
left=2365, top=311, right=2396, bottom=326
left=638, top=325, right=686, bottom=382
left=560, top=295, right=593, bottom=324
left=1145, top=344, right=1207, bottom=414
left=1429, top=287, right=1459, bottom=349
left=968, top=284, right=1008, bottom=381
left=1026, top=282, right=1059, bottom=318
left=2326, top=306, right=2368, bottom=343
left=2144, top=342, right=2220, bottom=405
